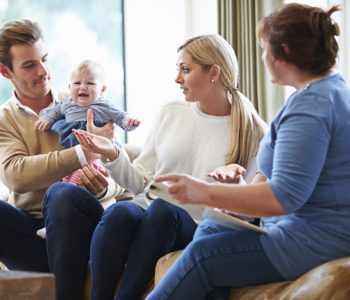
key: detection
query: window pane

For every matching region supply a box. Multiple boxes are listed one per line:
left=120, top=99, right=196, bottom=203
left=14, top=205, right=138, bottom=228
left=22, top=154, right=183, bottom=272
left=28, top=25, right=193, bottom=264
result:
left=0, top=0, right=126, bottom=139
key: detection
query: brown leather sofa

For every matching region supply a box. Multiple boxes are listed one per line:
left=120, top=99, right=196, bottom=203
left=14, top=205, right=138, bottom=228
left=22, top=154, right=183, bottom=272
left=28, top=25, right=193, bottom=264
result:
left=153, top=250, right=350, bottom=299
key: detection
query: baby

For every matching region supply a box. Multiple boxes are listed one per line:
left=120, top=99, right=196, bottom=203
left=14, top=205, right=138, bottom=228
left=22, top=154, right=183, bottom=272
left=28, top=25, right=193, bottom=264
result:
left=35, top=59, right=140, bottom=238
left=36, top=59, right=140, bottom=182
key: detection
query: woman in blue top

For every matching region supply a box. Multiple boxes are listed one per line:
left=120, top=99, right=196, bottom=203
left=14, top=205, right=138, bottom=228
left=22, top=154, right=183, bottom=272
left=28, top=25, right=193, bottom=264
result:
left=146, top=3, right=350, bottom=300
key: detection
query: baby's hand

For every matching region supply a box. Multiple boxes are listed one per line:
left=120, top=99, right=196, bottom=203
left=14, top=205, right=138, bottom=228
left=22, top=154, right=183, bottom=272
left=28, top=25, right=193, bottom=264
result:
left=126, top=117, right=141, bottom=127
left=35, top=119, right=53, bottom=131
left=208, top=164, right=246, bottom=184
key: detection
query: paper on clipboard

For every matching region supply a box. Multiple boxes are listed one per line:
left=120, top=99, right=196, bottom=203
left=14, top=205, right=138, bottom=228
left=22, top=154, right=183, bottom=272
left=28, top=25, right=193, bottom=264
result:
left=203, top=207, right=266, bottom=233
left=145, top=181, right=266, bottom=233
left=145, top=181, right=205, bottom=222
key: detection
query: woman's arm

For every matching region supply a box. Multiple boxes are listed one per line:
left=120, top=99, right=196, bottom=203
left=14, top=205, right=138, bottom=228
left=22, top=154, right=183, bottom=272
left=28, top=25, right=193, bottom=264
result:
left=155, top=173, right=286, bottom=217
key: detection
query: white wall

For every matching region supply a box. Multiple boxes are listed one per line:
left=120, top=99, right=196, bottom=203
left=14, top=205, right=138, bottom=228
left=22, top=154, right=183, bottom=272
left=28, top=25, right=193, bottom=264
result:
left=124, top=0, right=217, bottom=146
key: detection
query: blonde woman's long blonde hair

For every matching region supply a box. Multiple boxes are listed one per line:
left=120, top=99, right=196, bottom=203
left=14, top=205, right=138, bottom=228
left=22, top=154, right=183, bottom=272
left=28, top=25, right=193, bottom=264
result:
left=178, top=34, right=267, bottom=168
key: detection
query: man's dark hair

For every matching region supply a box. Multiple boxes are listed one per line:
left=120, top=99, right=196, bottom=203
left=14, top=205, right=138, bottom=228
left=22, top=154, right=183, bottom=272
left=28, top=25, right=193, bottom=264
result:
left=0, top=19, right=43, bottom=71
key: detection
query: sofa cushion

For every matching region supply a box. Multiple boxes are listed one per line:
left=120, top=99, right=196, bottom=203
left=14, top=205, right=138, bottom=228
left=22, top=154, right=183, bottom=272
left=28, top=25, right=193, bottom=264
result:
left=155, top=250, right=350, bottom=300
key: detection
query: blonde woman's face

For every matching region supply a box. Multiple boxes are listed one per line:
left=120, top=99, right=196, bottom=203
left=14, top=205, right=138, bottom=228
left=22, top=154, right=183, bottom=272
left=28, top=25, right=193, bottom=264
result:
left=175, top=51, right=211, bottom=102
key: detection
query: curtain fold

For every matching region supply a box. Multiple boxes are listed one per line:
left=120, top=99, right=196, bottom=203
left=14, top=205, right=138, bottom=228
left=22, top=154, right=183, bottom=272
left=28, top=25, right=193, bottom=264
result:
left=218, top=0, right=284, bottom=123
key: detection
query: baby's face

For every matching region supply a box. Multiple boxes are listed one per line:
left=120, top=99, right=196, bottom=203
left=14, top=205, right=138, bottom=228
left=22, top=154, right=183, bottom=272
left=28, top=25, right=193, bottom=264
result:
left=70, top=69, right=105, bottom=106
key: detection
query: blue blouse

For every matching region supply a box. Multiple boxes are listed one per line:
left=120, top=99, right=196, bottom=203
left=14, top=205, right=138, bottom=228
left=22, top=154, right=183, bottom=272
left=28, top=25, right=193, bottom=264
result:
left=258, top=73, right=350, bottom=280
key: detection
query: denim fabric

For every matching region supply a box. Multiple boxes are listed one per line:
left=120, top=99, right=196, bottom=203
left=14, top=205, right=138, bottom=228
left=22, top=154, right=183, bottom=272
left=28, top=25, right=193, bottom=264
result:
left=90, top=201, right=145, bottom=300
left=90, top=198, right=198, bottom=300
left=193, top=218, right=234, bottom=240
left=0, top=200, right=48, bottom=271
left=147, top=229, right=283, bottom=300
left=42, top=182, right=104, bottom=300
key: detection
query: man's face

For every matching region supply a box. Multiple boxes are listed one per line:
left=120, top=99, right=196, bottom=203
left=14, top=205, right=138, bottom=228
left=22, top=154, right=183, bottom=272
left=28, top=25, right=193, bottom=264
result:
left=4, top=39, right=51, bottom=101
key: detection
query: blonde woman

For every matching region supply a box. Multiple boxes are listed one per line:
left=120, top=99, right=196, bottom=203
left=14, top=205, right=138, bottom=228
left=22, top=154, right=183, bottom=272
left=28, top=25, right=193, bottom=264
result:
left=74, top=34, right=267, bottom=300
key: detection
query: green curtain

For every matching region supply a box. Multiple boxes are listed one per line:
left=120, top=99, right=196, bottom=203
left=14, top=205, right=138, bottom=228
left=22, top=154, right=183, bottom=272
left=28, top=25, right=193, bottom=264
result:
left=218, top=0, right=284, bottom=123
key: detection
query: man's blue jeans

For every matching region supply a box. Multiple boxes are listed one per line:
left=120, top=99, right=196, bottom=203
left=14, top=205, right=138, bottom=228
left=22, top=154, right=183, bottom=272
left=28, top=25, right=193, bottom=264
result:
left=90, top=198, right=198, bottom=300
left=147, top=220, right=284, bottom=300
left=0, top=182, right=103, bottom=300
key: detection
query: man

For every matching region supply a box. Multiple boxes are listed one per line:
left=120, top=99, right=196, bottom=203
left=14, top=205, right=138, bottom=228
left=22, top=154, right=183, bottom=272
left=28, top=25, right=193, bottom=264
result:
left=0, top=19, right=121, bottom=300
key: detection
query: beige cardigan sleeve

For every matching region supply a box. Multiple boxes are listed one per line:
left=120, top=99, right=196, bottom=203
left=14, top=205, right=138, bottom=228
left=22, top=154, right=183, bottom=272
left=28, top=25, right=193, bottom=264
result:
left=0, top=101, right=81, bottom=193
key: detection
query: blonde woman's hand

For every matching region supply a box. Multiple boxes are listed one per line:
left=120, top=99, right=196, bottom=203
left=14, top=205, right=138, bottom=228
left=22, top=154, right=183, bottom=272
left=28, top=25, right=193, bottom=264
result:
left=73, top=129, right=119, bottom=161
left=86, top=109, right=115, bottom=141
left=208, top=164, right=246, bottom=184
left=155, top=174, right=210, bottom=205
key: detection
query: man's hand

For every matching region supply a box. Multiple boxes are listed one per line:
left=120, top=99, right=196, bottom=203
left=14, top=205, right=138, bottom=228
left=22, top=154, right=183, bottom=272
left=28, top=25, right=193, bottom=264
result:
left=34, top=119, right=53, bottom=131
left=77, top=165, right=109, bottom=196
left=86, top=109, right=115, bottom=141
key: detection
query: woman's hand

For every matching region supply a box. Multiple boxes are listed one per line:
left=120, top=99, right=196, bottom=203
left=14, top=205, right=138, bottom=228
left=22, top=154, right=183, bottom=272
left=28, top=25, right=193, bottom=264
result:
left=208, top=164, right=246, bottom=184
left=86, top=109, right=115, bottom=141
left=155, top=174, right=210, bottom=205
left=73, top=129, right=119, bottom=161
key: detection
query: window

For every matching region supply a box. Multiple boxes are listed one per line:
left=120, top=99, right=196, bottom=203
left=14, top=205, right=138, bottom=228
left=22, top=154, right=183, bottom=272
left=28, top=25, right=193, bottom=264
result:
left=124, top=0, right=218, bottom=146
left=0, top=0, right=126, bottom=139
